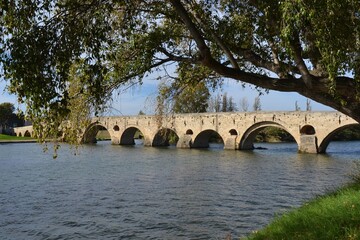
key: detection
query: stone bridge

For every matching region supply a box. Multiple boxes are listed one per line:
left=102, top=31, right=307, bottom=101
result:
left=13, top=125, right=34, bottom=138
left=80, top=111, right=358, bottom=154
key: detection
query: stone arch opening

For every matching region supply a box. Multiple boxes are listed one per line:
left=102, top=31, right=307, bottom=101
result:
left=24, top=130, right=31, bottom=137
left=120, top=127, right=144, bottom=145
left=152, top=128, right=179, bottom=147
left=113, top=125, right=120, bottom=131
left=18, top=132, right=22, bottom=137
left=82, top=124, right=110, bottom=144
left=318, top=124, right=360, bottom=153
left=186, top=129, right=193, bottom=135
left=240, top=122, right=296, bottom=150
left=229, top=129, right=238, bottom=136
left=300, top=125, right=316, bottom=135
left=192, top=129, right=224, bottom=148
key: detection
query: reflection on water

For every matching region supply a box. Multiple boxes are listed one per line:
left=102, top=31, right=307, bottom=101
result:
left=0, top=141, right=359, bottom=239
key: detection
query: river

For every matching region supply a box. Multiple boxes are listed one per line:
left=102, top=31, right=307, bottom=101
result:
left=0, top=141, right=359, bottom=239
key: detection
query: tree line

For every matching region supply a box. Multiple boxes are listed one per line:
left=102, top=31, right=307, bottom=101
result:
left=156, top=81, right=314, bottom=114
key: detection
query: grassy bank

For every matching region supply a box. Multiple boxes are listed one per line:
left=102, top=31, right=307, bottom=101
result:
left=244, top=174, right=360, bottom=240
left=0, top=134, right=34, bottom=141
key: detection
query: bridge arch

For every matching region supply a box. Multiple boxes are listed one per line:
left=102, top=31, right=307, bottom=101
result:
left=318, top=123, right=359, bottom=153
left=24, top=130, right=31, bottom=137
left=120, top=126, right=146, bottom=145
left=82, top=122, right=110, bottom=143
left=152, top=128, right=179, bottom=147
left=192, top=129, right=224, bottom=148
left=240, top=121, right=297, bottom=150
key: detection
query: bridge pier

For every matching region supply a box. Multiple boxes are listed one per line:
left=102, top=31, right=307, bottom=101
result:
left=298, top=135, right=318, bottom=153
left=224, top=136, right=238, bottom=150
left=176, top=135, right=192, bottom=148
left=143, top=137, right=153, bottom=147
left=111, top=137, right=120, bottom=145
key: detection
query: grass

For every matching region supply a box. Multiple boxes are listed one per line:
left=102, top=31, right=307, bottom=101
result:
left=0, top=133, right=33, bottom=141
left=244, top=167, right=360, bottom=240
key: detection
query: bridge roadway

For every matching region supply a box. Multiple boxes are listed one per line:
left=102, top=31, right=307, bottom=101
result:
left=14, top=111, right=359, bottom=153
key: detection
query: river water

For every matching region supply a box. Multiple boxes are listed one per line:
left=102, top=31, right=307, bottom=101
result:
left=0, top=141, right=359, bottom=239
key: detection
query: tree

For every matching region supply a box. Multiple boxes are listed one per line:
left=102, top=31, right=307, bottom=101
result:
left=227, top=96, right=237, bottom=112
left=1, top=1, right=360, bottom=140
left=221, top=93, right=228, bottom=112
left=208, top=94, right=222, bottom=112
left=306, top=99, right=312, bottom=111
left=208, top=92, right=237, bottom=112
left=253, top=96, right=262, bottom=111
left=0, top=102, right=24, bottom=133
left=295, top=101, right=301, bottom=111
left=240, top=97, right=249, bottom=112
left=155, top=62, right=212, bottom=114
left=172, top=81, right=210, bottom=113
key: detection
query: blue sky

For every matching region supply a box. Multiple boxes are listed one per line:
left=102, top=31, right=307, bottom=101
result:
left=104, top=75, right=334, bottom=115
left=0, top=76, right=334, bottom=116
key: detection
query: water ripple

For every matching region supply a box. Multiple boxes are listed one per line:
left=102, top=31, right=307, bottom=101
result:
left=0, top=141, right=358, bottom=239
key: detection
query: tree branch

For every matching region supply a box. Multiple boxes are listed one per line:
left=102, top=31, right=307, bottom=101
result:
left=289, top=36, right=313, bottom=88
left=169, top=0, right=304, bottom=93
left=158, top=47, right=195, bottom=63
left=185, top=2, right=239, bottom=69
left=169, top=0, right=212, bottom=62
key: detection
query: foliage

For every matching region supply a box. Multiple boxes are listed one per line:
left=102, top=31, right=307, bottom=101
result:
left=245, top=174, right=360, bottom=240
left=255, top=127, right=295, bottom=143
left=1, top=1, right=360, bottom=141
left=156, top=63, right=213, bottom=114
left=172, top=81, right=210, bottom=113
left=332, top=125, right=360, bottom=141
left=0, top=102, right=24, bottom=133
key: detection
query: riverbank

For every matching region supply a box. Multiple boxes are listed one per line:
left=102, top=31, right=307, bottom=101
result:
left=0, top=134, right=36, bottom=143
left=244, top=166, right=360, bottom=240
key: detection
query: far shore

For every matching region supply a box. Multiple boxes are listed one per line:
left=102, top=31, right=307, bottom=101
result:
left=0, top=139, right=37, bottom=144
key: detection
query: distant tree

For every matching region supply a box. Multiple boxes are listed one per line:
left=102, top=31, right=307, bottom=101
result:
left=240, top=97, right=249, bottom=112
left=173, top=82, right=210, bottom=113
left=227, top=96, right=237, bottom=112
left=0, top=102, right=24, bottom=134
left=158, top=81, right=210, bottom=114
left=253, top=96, right=262, bottom=111
left=306, top=99, right=312, bottom=111
left=208, top=94, right=221, bottom=112
left=295, top=101, right=301, bottom=111
left=208, top=92, right=237, bottom=112
left=138, top=110, right=146, bottom=115
left=221, top=93, right=228, bottom=112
